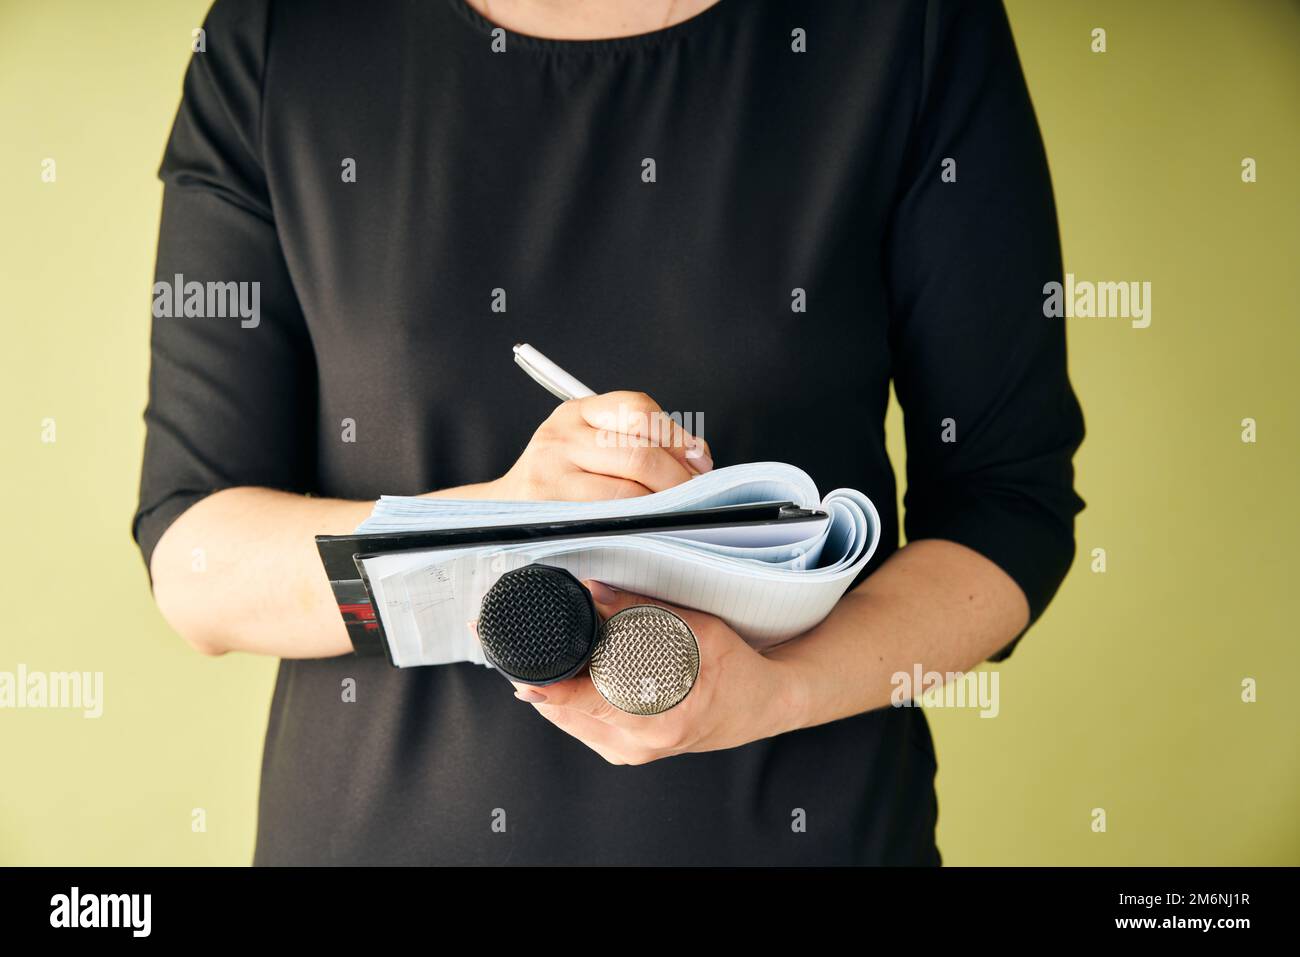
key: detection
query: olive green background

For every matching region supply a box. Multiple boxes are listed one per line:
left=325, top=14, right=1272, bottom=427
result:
left=1, top=0, right=1296, bottom=865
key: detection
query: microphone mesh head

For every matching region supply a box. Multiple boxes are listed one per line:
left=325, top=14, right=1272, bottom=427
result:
left=589, top=605, right=700, bottom=716
left=477, top=565, right=598, bottom=685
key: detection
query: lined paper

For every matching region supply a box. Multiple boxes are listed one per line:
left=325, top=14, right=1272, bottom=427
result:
left=357, top=462, right=880, bottom=668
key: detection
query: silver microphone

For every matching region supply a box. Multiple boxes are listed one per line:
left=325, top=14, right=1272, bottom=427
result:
left=589, top=605, right=700, bottom=716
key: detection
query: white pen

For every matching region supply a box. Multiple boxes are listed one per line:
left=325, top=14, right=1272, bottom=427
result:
left=513, top=343, right=597, bottom=401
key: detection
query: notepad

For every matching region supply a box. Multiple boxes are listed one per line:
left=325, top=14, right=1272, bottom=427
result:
left=350, top=462, right=881, bottom=668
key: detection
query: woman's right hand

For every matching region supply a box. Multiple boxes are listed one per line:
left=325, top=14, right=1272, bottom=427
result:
left=489, top=391, right=713, bottom=501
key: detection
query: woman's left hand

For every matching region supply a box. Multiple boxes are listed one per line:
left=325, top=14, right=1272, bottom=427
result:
left=509, top=581, right=808, bottom=765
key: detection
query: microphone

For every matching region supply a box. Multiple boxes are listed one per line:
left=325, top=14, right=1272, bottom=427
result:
left=476, top=564, right=600, bottom=685
left=589, top=605, right=700, bottom=716
left=477, top=564, right=700, bottom=715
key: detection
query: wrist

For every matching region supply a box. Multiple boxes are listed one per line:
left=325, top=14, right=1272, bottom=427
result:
left=481, top=470, right=519, bottom=500
left=476, top=476, right=504, bottom=499
left=764, top=654, right=813, bottom=736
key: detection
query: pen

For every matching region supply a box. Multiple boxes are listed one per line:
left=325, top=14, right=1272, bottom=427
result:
left=513, top=343, right=597, bottom=401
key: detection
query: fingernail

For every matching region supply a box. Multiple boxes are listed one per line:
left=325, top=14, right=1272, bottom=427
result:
left=685, top=440, right=713, bottom=472
left=514, top=689, right=547, bottom=703
left=467, top=618, right=479, bottom=638
left=587, top=580, right=618, bottom=605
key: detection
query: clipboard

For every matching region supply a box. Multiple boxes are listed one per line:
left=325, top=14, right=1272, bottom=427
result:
left=316, top=500, right=827, bottom=661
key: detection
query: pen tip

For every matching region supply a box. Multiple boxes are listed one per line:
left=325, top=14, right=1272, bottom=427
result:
left=512, top=343, right=525, bottom=352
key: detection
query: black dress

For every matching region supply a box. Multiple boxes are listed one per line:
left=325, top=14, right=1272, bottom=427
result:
left=135, top=0, right=1084, bottom=864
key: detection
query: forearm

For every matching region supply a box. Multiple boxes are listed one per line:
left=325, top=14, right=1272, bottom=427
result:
left=768, top=539, right=1030, bottom=731
left=149, top=483, right=499, bottom=658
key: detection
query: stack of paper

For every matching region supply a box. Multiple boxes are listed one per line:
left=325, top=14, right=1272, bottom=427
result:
left=357, top=462, right=880, bottom=668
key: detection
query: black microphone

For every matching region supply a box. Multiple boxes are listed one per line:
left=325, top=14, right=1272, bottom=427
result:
left=476, top=564, right=600, bottom=685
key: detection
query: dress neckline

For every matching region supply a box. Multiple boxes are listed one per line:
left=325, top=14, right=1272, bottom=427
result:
left=445, top=0, right=733, bottom=55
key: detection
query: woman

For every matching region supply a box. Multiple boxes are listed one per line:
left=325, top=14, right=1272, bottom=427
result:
left=136, top=0, right=1084, bottom=865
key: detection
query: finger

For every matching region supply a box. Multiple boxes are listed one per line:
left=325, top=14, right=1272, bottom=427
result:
left=577, top=391, right=712, bottom=475
left=565, top=430, right=696, bottom=493
left=682, top=433, right=712, bottom=471
left=529, top=668, right=621, bottom=719
left=554, top=469, right=653, bottom=501
left=582, top=579, right=691, bottom=622
left=575, top=391, right=662, bottom=433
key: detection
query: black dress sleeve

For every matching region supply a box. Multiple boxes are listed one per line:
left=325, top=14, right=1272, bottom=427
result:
left=133, top=0, right=316, bottom=580
left=885, top=0, right=1086, bottom=659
